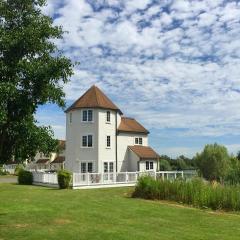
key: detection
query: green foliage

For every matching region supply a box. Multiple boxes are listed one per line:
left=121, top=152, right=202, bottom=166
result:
left=57, top=170, right=71, bottom=189
left=18, top=170, right=33, bottom=185
left=0, top=167, right=8, bottom=175
left=133, top=176, right=240, bottom=211
left=195, top=143, right=231, bottom=181
left=14, top=164, right=24, bottom=175
left=0, top=0, right=73, bottom=163
left=159, top=155, right=196, bottom=171
left=225, top=156, right=240, bottom=184
left=159, top=159, right=172, bottom=171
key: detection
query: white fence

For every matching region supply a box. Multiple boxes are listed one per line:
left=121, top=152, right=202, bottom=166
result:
left=32, top=170, right=197, bottom=188
left=33, top=172, right=58, bottom=185
left=72, top=170, right=197, bottom=188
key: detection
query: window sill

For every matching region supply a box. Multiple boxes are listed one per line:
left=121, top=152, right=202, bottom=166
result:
left=81, top=146, right=94, bottom=149
left=106, top=147, right=111, bottom=149
left=105, top=121, right=111, bottom=124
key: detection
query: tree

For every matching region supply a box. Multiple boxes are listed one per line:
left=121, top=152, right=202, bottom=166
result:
left=195, top=143, right=231, bottom=181
left=237, top=151, right=240, bottom=161
left=159, top=159, right=172, bottom=171
left=0, top=0, right=73, bottom=163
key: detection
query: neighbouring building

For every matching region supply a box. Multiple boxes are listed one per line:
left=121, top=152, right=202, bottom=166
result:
left=65, top=85, right=159, bottom=174
left=33, top=140, right=66, bottom=170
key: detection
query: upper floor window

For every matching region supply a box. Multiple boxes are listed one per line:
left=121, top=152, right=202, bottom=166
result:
left=82, top=110, right=93, bottom=122
left=135, top=137, right=143, bottom=145
left=106, top=111, right=111, bottom=123
left=106, top=135, right=111, bottom=148
left=82, top=135, right=93, bottom=147
left=69, top=112, right=72, bottom=124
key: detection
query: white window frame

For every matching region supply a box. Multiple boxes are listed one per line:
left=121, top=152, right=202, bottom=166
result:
left=135, top=137, right=143, bottom=145
left=103, top=162, right=114, bottom=173
left=81, top=134, right=94, bottom=148
left=80, top=161, right=94, bottom=173
left=145, top=161, right=154, bottom=171
left=81, top=109, right=94, bottom=123
left=106, top=135, right=111, bottom=148
left=106, top=111, right=111, bottom=123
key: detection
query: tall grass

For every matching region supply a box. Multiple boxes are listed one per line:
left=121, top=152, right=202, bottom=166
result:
left=132, top=176, right=240, bottom=211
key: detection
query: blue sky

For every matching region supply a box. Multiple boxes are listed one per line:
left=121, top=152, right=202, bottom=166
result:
left=37, top=0, right=240, bottom=157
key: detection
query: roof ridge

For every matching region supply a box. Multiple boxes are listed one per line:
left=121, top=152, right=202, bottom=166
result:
left=93, top=85, right=100, bottom=106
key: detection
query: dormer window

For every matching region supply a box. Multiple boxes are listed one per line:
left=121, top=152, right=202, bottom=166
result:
left=106, top=111, right=111, bottom=123
left=82, top=110, right=93, bottom=122
left=135, top=137, right=143, bottom=145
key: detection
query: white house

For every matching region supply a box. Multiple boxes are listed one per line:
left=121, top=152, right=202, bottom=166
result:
left=32, top=140, right=66, bottom=170
left=65, top=85, right=159, bottom=174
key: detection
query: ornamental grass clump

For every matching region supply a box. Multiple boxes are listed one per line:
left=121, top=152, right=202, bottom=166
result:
left=132, top=176, right=240, bottom=211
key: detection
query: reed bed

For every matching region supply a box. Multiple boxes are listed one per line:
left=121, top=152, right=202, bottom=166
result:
left=132, top=176, right=240, bottom=211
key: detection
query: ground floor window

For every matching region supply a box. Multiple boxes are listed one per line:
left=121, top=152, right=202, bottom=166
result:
left=103, top=162, right=114, bottom=173
left=146, top=161, right=154, bottom=170
left=81, top=162, right=93, bottom=173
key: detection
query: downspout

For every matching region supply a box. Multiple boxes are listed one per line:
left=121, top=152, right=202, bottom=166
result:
left=115, top=111, right=118, bottom=172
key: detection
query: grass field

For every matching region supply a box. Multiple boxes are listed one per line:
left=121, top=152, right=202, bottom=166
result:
left=0, top=184, right=240, bottom=240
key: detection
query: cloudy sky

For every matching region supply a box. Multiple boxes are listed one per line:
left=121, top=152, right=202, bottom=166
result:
left=37, top=0, right=240, bottom=157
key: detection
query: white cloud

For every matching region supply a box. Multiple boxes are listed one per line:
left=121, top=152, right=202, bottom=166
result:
left=40, top=0, right=240, bottom=146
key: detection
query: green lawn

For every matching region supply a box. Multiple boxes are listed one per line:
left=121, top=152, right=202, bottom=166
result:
left=1, top=184, right=240, bottom=240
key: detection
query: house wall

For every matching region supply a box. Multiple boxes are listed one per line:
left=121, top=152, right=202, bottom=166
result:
left=128, top=148, right=140, bottom=172
left=117, top=133, right=148, bottom=172
left=97, top=109, right=116, bottom=172
left=65, top=109, right=99, bottom=173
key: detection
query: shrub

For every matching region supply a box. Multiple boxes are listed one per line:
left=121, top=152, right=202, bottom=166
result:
left=18, top=170, right=33, bottom=185
left=14, top=164, right=24, bottom=176
left=57, top=170, right=71, bottom=189
left=0, top=167, right=8, bottom=175
left=132, top=176, right=240, bottom=211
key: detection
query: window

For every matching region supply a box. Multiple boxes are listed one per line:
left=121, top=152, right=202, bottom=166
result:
left=104, top=162, right=108, bottom=173
left=69, top=112, right=72, bottom=124
left=150, top=162, right=154, bottom=170
left=88, top=162, right=93, bottom=173
left=135, top=137, right=143, bottom=145
left=81, top=162, right=86, bottom=173
left=81, top=162, right=93, bottom=173
left=106, top=111, right=111, bottom=123
left=146, top=161, right=149, bottom=170
left=106, top=136, right=111, bottom=148
left=82, top=110, right=93, bottom=122
left=82, top=110, right=88, bottom=121
left=88, top=135, right=93, bottom=147
left=82, top=136, right=87, bottom=147
left=104, top=162, right=114, bottom=173
left=146, top=161, right=154, bottom=170
left=82, top=135, right=93, bottom=147
left=109, top=162, right=114, bottom=172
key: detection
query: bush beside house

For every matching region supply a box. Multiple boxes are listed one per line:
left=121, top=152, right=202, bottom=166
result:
left=57, top=170, right=71, bottom=189
left=18, top=170, right=33, bottom=185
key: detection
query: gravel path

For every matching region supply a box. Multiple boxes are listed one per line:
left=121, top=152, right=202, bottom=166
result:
left=0, top=176, right=17, bottom=183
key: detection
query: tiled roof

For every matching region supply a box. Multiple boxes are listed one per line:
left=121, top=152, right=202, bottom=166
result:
left=65, top=85, right=122, bottom=114
left=128, top=146, right=159, bottom=159
left=58, top=140, right=66, bottom=150
left=51, top=156, right=65, bottom=164
left=118, top=117, right=149, bottom=134
left=36, top=159, right=49, bottom=164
